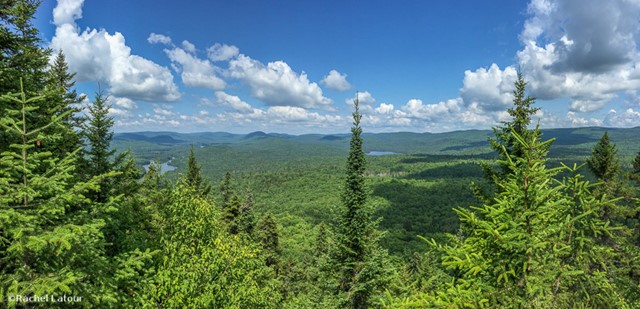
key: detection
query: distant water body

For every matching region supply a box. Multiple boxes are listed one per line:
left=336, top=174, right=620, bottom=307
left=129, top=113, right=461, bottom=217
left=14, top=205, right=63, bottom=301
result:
left=143, top=157, right=177, bottom=174
left=366, top=151, right=400, bottom=156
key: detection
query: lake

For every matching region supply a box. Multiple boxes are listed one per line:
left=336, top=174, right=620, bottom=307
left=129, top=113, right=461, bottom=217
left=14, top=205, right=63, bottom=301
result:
left=143, top=157, right=177, bottom=174
left=367, top=151, right=401, bottom=156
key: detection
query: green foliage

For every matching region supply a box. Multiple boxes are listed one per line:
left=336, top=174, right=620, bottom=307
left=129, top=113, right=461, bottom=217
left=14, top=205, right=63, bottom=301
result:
left=185, top=144, right=211, bottom=197
left=587, top=132, right=621, bottom=185
left=334, top=95, right=391, bottom=308
left=0, top=81, right=124, bottom=307
left=483, top=72, right=542, bottom=188
left=239, top=191, right=256, bottom=236
left=143, top=183, right=280, bottom=308
left=44, top=50, right=85, bottom=160
left=0, top=0, right=53, bottom=153
left=340, top=97, right=369, bottom=263
left=258, top=212, right=281, bottom=269
left=417, top=129, right=627, bottom=308
left=9, top=1, right=637, bottom=307
left=0, top=0, right=49, bottom=96
left=83, top=90, right=116, bottom=180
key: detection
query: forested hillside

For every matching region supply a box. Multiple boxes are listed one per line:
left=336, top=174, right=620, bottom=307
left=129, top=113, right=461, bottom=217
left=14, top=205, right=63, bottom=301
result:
left=1, top=1, right=639, bottom=308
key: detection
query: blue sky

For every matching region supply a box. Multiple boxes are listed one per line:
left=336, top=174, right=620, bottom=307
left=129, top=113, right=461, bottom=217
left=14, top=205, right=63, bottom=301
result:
left=35, top=0, right=640, bottom=134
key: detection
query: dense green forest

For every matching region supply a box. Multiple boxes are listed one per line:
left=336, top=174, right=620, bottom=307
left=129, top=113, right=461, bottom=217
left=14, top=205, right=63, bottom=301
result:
left=1, top=1, right=639, bottom=307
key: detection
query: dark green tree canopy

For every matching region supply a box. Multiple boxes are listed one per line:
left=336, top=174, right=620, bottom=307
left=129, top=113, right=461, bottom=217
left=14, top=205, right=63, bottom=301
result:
left=84, top=90, right=115, bottom=178
left=258, top=212, right=280, bottom=268
left=334, top=94, right=390, bottom=309
left=633, top=152, right=640, bottom=175
left=587, top=131, right=620, bottom=184
left=186, top=144, right=211, bottom=197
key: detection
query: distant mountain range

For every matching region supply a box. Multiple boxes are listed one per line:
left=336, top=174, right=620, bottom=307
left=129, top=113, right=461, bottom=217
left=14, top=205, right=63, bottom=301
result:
left=114, top=127, right=639, bottom=155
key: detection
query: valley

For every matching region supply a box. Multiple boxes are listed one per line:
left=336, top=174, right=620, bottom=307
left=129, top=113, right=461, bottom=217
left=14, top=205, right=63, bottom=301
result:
left=114, top=126, right=640, bottom=256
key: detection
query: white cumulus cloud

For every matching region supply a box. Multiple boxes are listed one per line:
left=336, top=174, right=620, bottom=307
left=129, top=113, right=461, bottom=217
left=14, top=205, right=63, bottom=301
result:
left=375, top=103, right=394, bottom=114
left=207, top=43, right=240, bottom=62
left=321, top=69, right=351, bottom=91
left=266, top=106, right=341, bottom=124
left=109, top=96, right=137, bottom=110
left=214, top=91, right=254, bottom=113
left=228, top=54, right=332, bottom=109
left=604, top=108, right=640, bottom=127
left=460, top=64, right=517, bottom=111
left=181, top=40, right=196, bottom=53
left=517, top=0, right=640, bottom=112
left=148, top=33, right=172, bottom=45
left=165, top=46, right=226, bottom=90
left=402, top=98, right=462, bottom=120
left=345, top=91, right=375, bottom=105
left=50, top=0, right=180, bottom=102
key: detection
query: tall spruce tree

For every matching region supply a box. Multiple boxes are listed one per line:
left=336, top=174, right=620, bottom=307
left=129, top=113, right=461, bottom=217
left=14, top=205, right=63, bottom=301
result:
left=84, top=90, right=115, bottom=177
left=44, top=51, right=85, bottom=160
left=586, top=135, right=640, bottom=304
left=586, top=132, right=622, bottom=222
left=220, top=172, right=242, bottom=234
left=185, top=144, right=211, bottom=197
left=483, top=72, right=541, bottom=185
left=83, top=90, right=116, bottom=202
left=220, top=171, right=233, bottom=208
left=633, top=152, right=640, bottom=176
left=632, top=151, right=640, bottom=186
left=335, top=94, right=390, bottom=309
left=587, top=132, right=620, bottom=185
left=0, top=0, right=53, bottom=153
left=239, top=191, right=256, bottom=236
left=257, top=212, right=281, bottom=270
left=224, top=193, right=241, bottom=235
left=0, top=0, right=49, bottom=95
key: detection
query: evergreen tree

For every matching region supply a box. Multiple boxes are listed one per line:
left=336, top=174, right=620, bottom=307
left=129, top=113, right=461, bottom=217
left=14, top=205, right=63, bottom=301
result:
left=586, top=132, right=623, bottom=223
left=0, top=0, right=49, bottom=94
left=0, top=0, right=52, bottom=153
left=0, top=81, right=123, bottom=306
left=44, top=50, right=85, bottom=160
left=421, top=128, right=626, bottom=308
left=84, top=90, right=115, bottom=177
left=633, top=152, right=640, bottom=178
left=110, top=150, right=142, bottom=197
left=335, top=94, right=390, bottom=309
left=185, top=144, right=211, bottom=197
left=586, top=137, right=640, bottom=304
left=134, top=161, right=168, bottom=248
left=302, top=222, right=341, bottom=308
left=83, top=90, right=116, bottom=202
left=587, top=131, right=620, bottom=185
left=220, top=171, right=233, bottom=207
left=224, top=193, right=242, bottom=234
left=239, top=191, right=256, bottom=236
left=258, top=212, right=281, bottom=269
left=315, top=222, right=329, bottom=256
left=482, top=72, right=542, bottom=188
left=220, top=171, right=242, bottom=234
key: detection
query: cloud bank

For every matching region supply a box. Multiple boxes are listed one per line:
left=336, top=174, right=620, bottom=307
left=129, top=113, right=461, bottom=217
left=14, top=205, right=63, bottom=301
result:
left=51, top=0, right=180, bottom=102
